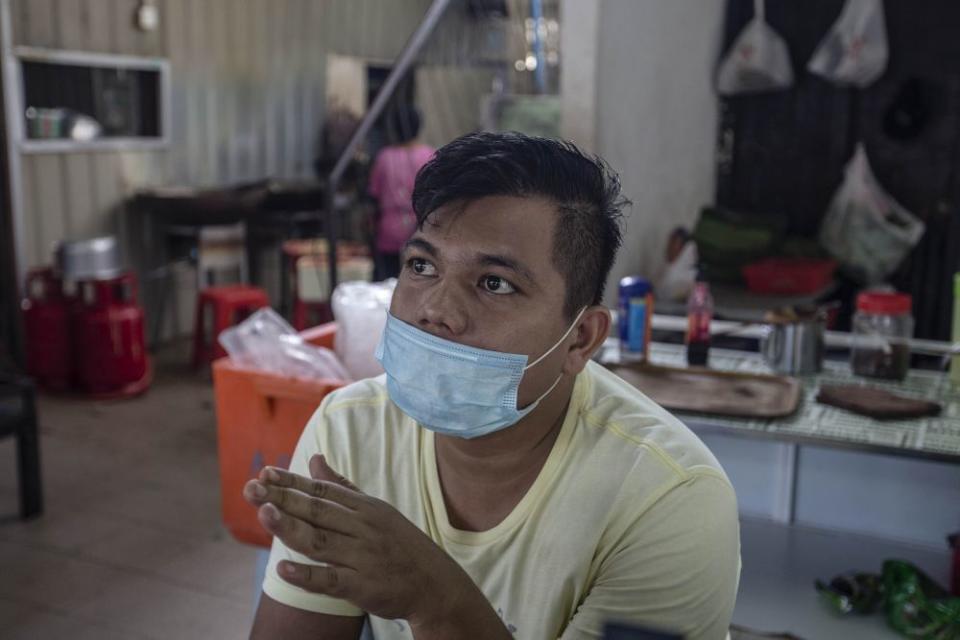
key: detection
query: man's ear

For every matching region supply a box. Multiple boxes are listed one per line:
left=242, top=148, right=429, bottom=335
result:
left=563, top=306, right=611, bottom=376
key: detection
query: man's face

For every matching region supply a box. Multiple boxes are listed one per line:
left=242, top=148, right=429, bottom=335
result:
left=390, top=195, right=575, bottom=408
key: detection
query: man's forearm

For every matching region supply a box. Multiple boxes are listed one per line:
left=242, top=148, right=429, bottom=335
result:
left=409, top=579, right=514, bottom=640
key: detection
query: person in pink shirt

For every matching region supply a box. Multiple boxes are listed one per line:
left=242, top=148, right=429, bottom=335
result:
left=368, top=105, right=435, bottom=280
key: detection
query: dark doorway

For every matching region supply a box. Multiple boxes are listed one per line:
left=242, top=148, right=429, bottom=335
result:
left=365, top=64, right=417, bottom=160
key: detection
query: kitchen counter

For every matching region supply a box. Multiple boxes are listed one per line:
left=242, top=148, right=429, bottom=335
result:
left=602, top=341, right=960, bottom=464
left=601, top=342, right=960, bottom=638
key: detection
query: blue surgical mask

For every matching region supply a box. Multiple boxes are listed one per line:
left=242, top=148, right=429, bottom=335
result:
left=375, top=308, right=587, bottom=439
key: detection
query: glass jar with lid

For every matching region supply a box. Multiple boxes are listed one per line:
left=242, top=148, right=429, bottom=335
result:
left=850, top=292, right=913, bottom=380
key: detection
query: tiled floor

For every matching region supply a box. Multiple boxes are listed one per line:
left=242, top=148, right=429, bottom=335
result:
left=0, top=342, right=261, bottom=639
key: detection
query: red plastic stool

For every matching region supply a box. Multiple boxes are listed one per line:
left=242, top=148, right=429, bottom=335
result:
left=193, top=285, right=270, bottom=368
left=281, top=239, right=368, bottom=330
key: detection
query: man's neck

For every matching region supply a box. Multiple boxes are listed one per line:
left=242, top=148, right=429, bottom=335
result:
left=433, top=376, right=576, bottom=530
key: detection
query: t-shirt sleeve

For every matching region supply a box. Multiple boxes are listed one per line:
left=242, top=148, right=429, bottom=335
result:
left=261, top=397, right=365, bottom=617
left=559, top=473, right=740, bottom=640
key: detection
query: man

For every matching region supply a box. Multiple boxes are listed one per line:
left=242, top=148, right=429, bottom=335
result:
left=245, top=132, right=740, bottom=639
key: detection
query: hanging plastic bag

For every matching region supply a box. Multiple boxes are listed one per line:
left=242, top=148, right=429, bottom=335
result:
left=818, top=144, right=925, bottom=284
left=331, top=279, right=396, bottom=380
left=808, top=0, right=888, bottom=88
left=717, top=0, right=794, bottom=96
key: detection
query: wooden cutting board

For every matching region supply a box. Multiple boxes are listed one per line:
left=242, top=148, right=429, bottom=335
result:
left=817, top=384, right=941, bottom=420
left=606, top=362, right=802, bottom=419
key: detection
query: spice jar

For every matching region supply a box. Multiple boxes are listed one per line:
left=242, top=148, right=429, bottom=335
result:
left=850, top=292, right=913, bottom=381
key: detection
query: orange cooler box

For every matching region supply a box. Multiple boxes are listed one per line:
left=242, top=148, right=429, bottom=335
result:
left=213, top=322, right=347, bottom=547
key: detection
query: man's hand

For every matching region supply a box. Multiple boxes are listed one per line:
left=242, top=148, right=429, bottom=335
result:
left=242, top=455, right=510, bottom=638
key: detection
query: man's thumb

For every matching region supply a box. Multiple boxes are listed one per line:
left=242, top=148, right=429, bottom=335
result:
left=309, top=454, right=360, bottom=492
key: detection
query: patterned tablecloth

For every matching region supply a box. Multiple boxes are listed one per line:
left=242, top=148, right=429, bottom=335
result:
left=613, top=342, right=960, bottom=462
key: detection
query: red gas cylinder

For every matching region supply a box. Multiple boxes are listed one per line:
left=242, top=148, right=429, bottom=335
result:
left=21, top=268, right=72, bottom=391
left=73, top=272, right=151, bottom=398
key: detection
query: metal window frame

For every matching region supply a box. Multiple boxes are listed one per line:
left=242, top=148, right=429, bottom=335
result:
left=13, top=45, right=172, bottom=154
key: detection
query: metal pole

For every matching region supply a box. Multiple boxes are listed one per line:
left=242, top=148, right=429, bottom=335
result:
left=325, top=0, right=452, bottom=290
left=531, top=0, right=545, bottom=94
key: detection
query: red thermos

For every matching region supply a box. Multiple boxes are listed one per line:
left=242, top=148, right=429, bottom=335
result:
left=73, top=272, right=150, bottom=396
left=21, top=268, right=72, bottom=391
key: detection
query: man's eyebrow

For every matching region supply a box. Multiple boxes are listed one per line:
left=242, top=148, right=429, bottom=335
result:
left=402, top=237, right=438, bottom=257
left=477, top=253, right=538, bottom=286
left=402, top=239, right=539, bottom=287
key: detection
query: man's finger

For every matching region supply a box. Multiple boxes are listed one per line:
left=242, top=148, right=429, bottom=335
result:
left=309, top=454, right=361, bottom=492
left=276, top=560, right=360, bottom=601
left=243, top=480, right=360, bottom=537
left=259, top=466, right=365, bottom=510
left=258, top=503, right=358, bottom=568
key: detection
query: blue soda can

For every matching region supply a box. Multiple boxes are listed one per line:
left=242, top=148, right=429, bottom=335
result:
left=619, top=276, right=653, bottom=362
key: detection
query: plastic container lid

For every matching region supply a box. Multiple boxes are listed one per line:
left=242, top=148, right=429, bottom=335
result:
left=619, top=276, right=652, bottom=297
left=856, top=292, right=912, bottom=316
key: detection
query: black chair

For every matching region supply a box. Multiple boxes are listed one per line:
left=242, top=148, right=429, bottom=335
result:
left=0, top=372, right=42, bottom=519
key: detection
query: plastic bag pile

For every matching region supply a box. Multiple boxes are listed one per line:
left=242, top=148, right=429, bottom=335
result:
left=218, top=307, right=350, bottom=381
left=218, top=279, right=396, bottom=382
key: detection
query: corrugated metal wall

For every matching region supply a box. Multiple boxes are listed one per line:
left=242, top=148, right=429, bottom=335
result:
left=9, top=0, right=439, bottom=270
left=13, top=0, right=167, bottom=270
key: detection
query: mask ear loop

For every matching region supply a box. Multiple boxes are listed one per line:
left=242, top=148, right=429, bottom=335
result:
left=518, top=306, right=591, bottom=410
left=521, top=370, right=566, bottom=410
left=524, top=306, right=589, bottom=371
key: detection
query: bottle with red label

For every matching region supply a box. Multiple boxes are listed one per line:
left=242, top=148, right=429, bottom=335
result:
left=686, top=281, right=713, bottom=367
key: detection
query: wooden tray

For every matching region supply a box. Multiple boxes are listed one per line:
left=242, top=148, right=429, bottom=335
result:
left=606, top=362, right=802, bottom=419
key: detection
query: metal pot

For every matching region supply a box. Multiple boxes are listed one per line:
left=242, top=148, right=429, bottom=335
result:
left=761, top=316, right=825, bottom=375
left=56, top=236, right=124, bottom=281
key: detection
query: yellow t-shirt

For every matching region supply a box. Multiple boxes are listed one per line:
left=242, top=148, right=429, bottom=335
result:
left=263, top=361, right=740, bottom=639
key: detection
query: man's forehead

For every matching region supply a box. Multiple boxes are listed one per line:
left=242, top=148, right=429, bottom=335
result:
left=422, top=195, right=558, bottom=241
left=411, top=196, right=560, bottom=281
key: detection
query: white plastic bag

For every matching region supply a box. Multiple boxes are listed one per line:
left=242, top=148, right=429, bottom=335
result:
left=331, top=279, right=396, bottom=380
left=808, top=0, right=888, bottom=88
left=656, top=241, right=699, bottom=303
left=818, top=144, right=925, bottom=284
left=717, top=0, right=794, bottom=96
left=218, top=307, right=351, bottom=381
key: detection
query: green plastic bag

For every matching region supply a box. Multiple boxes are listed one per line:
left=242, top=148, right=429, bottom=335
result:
left=693, top=206, right=788, bottom=283
left=816, top=560, right=960, bottom=639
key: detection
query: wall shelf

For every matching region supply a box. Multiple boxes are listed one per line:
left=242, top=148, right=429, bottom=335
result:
left=19, top=138, right=169, bottom=154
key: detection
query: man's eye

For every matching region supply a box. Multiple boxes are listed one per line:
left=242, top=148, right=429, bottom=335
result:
left=481, top=275, right=516, bottom=295
left=408, top=258, right=437, bottom=276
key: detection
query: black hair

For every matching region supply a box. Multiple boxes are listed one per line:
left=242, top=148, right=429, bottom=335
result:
left=412, top=131, right=628, bottom=318
left=388, top=104, right=422, bottom=144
